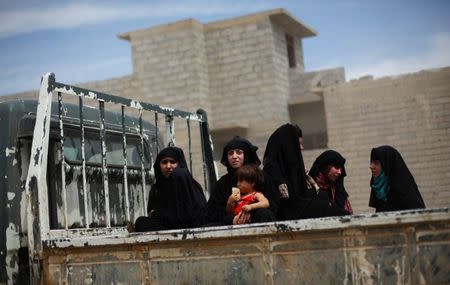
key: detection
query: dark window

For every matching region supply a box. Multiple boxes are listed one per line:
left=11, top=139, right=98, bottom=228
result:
left=289, top=101, right=328, bottom=149
left=286, top=34, right=296, bottom=68
left=63, top=129, right=150, bottom=168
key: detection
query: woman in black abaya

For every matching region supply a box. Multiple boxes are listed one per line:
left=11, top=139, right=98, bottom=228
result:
left=263, top=124, right=341, bottom=220
left=369, top=145, right=425, bottom=212
left=308, top=150, right=353, bottom=215
left=205, top=136, right=278, bottom=225
left=134, top=146, right=207, bottom=231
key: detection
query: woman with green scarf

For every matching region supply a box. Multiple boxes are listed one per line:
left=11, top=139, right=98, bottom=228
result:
left=369, top=145, right=425, bottom=212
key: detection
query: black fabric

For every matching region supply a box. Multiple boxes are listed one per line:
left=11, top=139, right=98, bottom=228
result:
left=263, top=124, right=340, bottom=220
left=369, top=145, right=425, bottom=212
left=206, top=171, right=278, bottom=225
left=309, top=150, right=350, bottom=214
left=206, top=172, right=235, bottom=225
left=135, top=147, right=207, bottom=231
left=205, top=136, right=278, bottom=225
left=263, top=124, right=308, bottom=197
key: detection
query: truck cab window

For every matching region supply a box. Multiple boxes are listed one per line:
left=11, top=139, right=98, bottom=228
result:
left=63, top=129, right=151, bottom=168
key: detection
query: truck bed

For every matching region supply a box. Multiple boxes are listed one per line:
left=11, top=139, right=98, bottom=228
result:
left=42, top=207, right=450, bottom=284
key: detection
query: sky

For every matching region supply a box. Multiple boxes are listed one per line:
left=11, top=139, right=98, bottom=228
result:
left=0, top=0, right=449, bottom=96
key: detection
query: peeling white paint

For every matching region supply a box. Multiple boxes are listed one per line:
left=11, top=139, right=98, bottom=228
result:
left=87, top=91, right=98, bottom=100
left=160, top=106, right=175, bottom=112
left=394, top=258, right=405, bottom=285
left=25, top=72, right=54, bottom=281
left=7, top=192, right=15, bottom=200
left=6, top=223, right=20, bottom=283
left=5, top=146, right=16, bottom=157
left=130, top=100, right=143, bottom=109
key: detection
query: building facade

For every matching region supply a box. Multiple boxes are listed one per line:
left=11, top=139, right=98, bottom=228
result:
left=3, top=9, right=449, bottom=213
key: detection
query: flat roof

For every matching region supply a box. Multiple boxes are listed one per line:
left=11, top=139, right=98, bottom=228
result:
left=119, top=8, right=317, bottom=41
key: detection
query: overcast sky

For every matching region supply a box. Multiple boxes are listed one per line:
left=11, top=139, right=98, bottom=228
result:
left=1, top=0, right=449, bottom=96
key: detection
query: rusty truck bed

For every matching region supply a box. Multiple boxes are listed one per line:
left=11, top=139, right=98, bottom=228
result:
left=42, top=207, right=450, bottom=285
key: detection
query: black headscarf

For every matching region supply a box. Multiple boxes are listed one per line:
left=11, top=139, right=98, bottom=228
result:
left=147, top=146, right=206, bottom=229
left=309, top=150, right=347, bottom=179
left=263, top=124, right=307, bottom=197
left=369, top=145, right=425, bottom=212
left=220, top=136, right=261, bottom=173
left=309, top=150, right=350, bottom=212
left=153, top=147, right=188, bottom=181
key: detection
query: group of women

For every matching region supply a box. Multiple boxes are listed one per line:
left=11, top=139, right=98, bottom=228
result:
left=134, top=123, right=425, bottom=232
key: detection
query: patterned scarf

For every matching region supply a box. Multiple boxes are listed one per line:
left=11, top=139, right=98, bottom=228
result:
left=316, top=172, right=336, bottom=203
left=316, top=171, right=353, bottom=214
left=371, top=170, right=390, bottom=201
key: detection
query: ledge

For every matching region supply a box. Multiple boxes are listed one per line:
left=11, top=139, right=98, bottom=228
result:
left=43, top=207, right=450, bottom=249
left=210, top=121, right=249, bottom=134
left=288, top=92, right=322, bottom=105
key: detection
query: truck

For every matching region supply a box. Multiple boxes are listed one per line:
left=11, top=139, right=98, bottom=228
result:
left=1, top=73, right=449, bottom=284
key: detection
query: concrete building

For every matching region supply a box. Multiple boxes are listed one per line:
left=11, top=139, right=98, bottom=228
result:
left=2, top=8, right=449, bottom=213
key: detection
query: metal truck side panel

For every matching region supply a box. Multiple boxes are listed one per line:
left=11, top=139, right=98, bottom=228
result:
left=42, top=208, right=450, bottom=285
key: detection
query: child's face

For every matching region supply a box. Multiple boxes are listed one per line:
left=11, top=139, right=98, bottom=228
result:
left=237, top=179, right=254, bottom=194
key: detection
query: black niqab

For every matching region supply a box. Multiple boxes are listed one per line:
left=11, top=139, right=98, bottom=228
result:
left=369, top=145, right=425, bottom=212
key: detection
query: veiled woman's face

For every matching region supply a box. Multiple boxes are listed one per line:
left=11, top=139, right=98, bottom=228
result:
left=299, top=137, right=304, bottom=150
left=160, top=157, right=178, bottom=177
left=227, top=149, right=244, bottom=169
left=327, top=166, right=342, bottom=182
left=370, top=160, right=382, bottom=178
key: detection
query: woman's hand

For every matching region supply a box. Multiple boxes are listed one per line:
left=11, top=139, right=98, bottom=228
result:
left=278, top=183, right=289, bottom=198
left=233, top=212, right=251, bottom=224
left=306, top=173, right=320, bottom=194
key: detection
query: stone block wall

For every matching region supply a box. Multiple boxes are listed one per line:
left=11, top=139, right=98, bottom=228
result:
left=205, top=17, right=299, bottom=166
left=128, top=19, right=210, bottom=114
left=205, top=18, right=289, bottom=128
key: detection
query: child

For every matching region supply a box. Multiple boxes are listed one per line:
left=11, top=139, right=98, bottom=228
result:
left=226, top=164, right=270, bottom=224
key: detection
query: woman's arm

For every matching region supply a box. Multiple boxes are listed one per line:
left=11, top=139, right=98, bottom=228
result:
left=242, top=193, right=269, bottom=212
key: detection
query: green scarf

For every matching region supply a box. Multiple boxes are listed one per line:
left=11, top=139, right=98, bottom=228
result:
left=371, top=171, right=390, bottom=201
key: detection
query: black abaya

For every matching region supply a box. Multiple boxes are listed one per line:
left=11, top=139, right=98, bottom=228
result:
left=263, top=124, right=342, bottom=220
left=135, top=147, right=207, bottom=231
left=309, top=150, right=352, bottom=215
left=369, top=145, right=425, bottom=212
